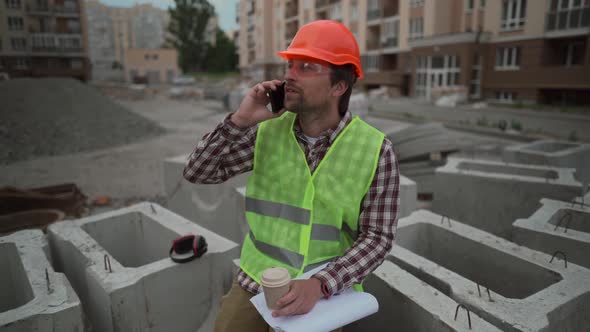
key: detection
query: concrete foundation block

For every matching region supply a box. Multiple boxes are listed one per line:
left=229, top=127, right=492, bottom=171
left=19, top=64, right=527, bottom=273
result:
left=345, top=260, right=501, bottom=332
left=432, top=157, right=581, bottom=239
left=388, top=210, right=590, bottom=331
left=513, top=198, right=590, bottom=270
left=164, top=155, right=250, bottom=244
left=0, top=230, right=84, bottom=332
left=503, top=140, right=590, bottom=184
left=399, top=175, right=417, bottom=218
left=47, top=202, right=239, bottom=332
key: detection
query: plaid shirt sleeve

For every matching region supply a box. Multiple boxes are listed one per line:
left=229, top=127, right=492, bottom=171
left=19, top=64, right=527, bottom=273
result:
left=313, top=138, right=400, bottom=296
left=183, top=113, right=257, bottom=184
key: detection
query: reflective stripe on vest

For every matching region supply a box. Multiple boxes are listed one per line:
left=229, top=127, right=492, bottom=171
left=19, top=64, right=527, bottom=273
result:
left=245, top=197, right=310, bottom=225
left=246, top=196, right=359, bottom=242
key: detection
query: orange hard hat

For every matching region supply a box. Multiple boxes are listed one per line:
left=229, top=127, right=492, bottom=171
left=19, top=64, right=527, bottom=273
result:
left=278, top=20, right=363, bottom=78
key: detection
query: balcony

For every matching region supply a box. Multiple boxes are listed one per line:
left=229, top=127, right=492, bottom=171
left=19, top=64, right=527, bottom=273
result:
left=316, top=0, right=329, bottom=9
left=25, top=3, right=79, bottom=16
left=367, top=8, right=381, bottom=21
left=31, top=33, right=83, bottom=55
left=285, top=2, right=298, bottom=18
left=546, top=7, right=590, bottom=35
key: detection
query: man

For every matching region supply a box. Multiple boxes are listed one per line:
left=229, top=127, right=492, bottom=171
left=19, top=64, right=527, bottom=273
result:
left=183, top=20, right=399, bottom=332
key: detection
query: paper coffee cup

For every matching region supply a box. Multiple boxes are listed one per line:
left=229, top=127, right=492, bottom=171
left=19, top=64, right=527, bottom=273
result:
left=261, top=267, right=291, bottom=310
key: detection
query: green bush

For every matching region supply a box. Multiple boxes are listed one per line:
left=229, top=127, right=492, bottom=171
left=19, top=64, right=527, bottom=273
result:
left=498, top=119, right=508, bottom=131
left=569, top=131, right=578, bottom=142
left=476, top=116, right=489, bottom=127
left=510, top=119, right=522, bottom=131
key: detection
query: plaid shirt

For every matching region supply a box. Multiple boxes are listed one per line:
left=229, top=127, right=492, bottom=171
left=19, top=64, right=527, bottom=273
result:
left=183, top=111, right=399, bottom=296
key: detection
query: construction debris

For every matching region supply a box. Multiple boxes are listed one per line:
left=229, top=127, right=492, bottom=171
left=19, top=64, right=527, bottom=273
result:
left=0, top=183, right=87, bottom=217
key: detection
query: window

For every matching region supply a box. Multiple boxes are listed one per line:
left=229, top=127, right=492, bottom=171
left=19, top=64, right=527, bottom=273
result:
left=5, top=0, right=21, bottom=9
left=367, top=0, right=379, bottom=20
left=70, top=59, right=83, bottom=69
left=501, top=0, right=527, bottom=30
left=496, top=91, right=516, bottom=102
left=7, top=17, right=24, bottom=31
left=495, top=46, right=520, bottom=70
left=470, top=54, right=482, bottom=98
left=562, top=42, right=585, bottom=66
left=350, top=1, right=359, bottom=21
left=382, top=19, right=398, bottom=47
left=410, top=0, right=424, bottom=7
left=11, top=38, right=27, bottom=50
left=547, top=0, right=590, bottom=30
left=362, top=54, right=380, bottom=72
left=329, top=4, right=342, bottom=20
left=409, top=17, right=424, bottom=39
left=480, top=0, right=486, bottom=7
left=15, top=58, right=29, bottom=69
left=466, top=0, right=475, bottom=11
left=414, top=55, right=461, bottom=99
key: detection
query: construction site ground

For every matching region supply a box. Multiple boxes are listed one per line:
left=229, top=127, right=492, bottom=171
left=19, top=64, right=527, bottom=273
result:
left=0, top=84, right=523, bottom=214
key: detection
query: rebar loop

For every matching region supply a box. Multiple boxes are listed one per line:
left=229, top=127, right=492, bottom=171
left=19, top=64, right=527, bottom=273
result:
left=104, top=254, right=113, bottom=273
left=550, top=250, right=568, bottom=269
left=440, top=215, right=452, bottom=227
left=454, top=304, right=472, bottom=330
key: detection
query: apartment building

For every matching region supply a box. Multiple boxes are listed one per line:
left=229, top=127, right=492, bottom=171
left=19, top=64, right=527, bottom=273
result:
left=0, top=0, right=90, bottom=81
left=85, top=0, right=171, bottom=82
left=409, top=0, right=590, bottom=105
left=238, top=0, right=590, bottom=105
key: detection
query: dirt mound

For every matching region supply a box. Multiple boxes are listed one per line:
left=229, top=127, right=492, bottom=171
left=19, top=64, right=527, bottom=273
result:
left=0, top=78, right=165, bottom=164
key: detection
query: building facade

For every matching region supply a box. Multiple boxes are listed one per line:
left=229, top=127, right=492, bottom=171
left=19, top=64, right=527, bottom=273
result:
left=0, top=0, right=90, bottom=81
left=124, top=48, right=179, bottom=84
left=85, top=0, right=171, bottom=82
left=237, top=0, right=590, bottom=105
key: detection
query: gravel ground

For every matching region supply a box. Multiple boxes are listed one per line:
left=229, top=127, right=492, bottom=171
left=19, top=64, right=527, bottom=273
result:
left=0, top=78, right=165, bottom=165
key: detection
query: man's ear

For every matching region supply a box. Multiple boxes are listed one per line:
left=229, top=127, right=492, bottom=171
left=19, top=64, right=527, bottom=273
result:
left=331, top=80, right=348, bottom=97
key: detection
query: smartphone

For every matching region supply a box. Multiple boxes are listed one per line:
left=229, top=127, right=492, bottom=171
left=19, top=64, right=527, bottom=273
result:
left=267, top=81, right=285, bottom=113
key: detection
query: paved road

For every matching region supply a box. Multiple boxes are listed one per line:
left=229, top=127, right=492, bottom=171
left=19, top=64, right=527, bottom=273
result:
left=371, top=98, right=590, bottom=142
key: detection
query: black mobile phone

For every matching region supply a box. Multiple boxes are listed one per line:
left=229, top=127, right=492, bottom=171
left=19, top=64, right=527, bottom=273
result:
left=268, top=81, right=285, bottom=113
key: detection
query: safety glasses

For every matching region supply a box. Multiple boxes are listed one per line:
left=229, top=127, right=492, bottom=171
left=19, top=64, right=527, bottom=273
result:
left=285, top=60, right=332, bottom=77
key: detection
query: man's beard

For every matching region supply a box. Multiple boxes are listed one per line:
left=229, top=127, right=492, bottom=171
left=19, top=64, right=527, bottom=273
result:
left=285, top=94, right=327, bottom=115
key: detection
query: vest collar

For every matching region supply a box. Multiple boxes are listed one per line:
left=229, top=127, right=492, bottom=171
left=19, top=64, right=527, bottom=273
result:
left=293, top=111, right=353, bottom=145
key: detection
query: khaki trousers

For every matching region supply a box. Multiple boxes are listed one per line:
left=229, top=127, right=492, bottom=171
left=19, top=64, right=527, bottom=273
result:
left=214, top=279, right=342, bottom=332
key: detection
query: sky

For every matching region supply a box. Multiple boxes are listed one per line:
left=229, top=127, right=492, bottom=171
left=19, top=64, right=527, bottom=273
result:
left=99, top=0, right=239, bottom=32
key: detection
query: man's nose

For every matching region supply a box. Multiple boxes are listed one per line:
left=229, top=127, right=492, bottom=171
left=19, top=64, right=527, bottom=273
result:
left=284, top=66, right=297, bottom=80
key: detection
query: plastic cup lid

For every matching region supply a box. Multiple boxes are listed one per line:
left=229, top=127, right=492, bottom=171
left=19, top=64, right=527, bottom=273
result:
left=261, top=267, right=291, bottom=287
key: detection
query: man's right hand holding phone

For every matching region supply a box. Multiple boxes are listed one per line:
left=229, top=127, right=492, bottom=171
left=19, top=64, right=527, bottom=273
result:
left=231, top=79, right=286, bottom=129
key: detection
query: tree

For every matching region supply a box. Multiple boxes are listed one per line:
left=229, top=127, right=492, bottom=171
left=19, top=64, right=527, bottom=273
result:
left=205, top=28, right=238, bottom=72
left=167, top=0, right=215, bottom=73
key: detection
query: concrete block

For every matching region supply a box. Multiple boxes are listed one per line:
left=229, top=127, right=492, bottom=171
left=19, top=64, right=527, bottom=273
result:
left=432, top=157, right=581, bottom=239
left=388, top=210, right=590, bottom=331
left=399, top=175, right=417, bottom=218
left=164, top=155, right=250, bottom=243
left=47, top=202, right=239, bottom=332
left=503, top=140, right=590, bottom=184
left=513, top=198, right=590, bottom=270
left=387, top=123, right=461, bottom=161
left=345, top=260, right=501, bottom=332
left=0, top=230, right=84, bottom=332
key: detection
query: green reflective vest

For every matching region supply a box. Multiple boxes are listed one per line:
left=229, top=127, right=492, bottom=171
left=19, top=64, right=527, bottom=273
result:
left=240, top=111, right=384, bottom=291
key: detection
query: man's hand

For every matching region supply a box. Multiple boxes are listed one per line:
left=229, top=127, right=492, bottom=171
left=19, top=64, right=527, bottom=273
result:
left=272, top=278, right=324, bottom=317
left=232, top=79, right=286, bottom=128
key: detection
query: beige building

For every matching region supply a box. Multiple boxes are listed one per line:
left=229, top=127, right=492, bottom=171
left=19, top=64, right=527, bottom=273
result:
left=0, top=0, right=90, bottom=80
left=124, top=48, right=179, bottom=84
left=238, top=0, right=590, bottom=105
